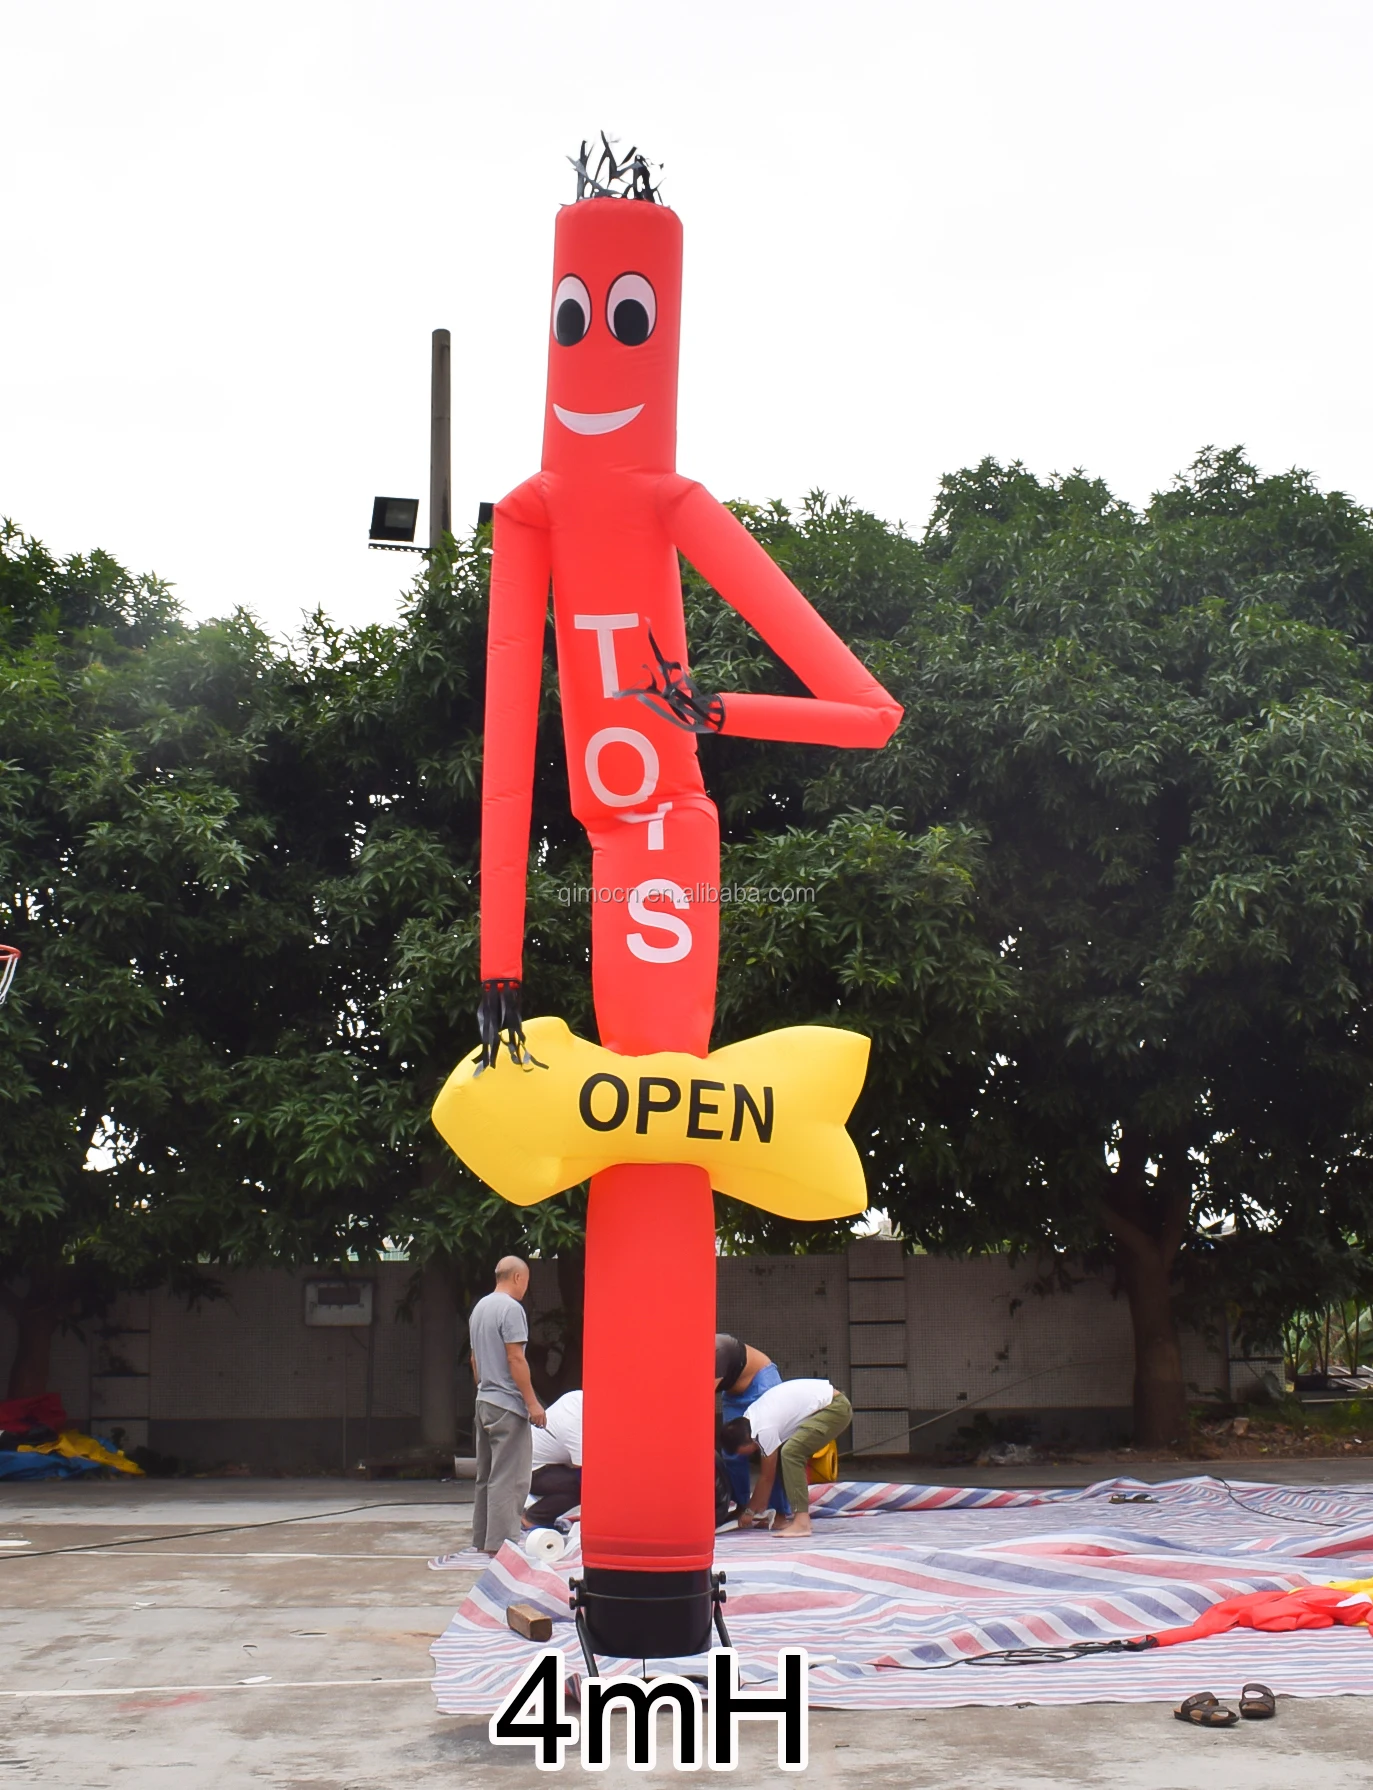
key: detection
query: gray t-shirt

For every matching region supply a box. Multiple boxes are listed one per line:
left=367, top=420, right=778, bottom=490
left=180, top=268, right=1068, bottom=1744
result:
left=468, top=1289, right=530, bottom=1418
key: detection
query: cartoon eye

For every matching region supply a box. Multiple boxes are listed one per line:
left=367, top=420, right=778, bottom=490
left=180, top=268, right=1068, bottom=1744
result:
left=607, top=273, right=656, bottom=345
left=553, top=275, right=591, bottom=346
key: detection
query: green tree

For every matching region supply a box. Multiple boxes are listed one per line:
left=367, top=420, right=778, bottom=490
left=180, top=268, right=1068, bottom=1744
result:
left=801, top=453, right=1373, bottom=1444
left=0, top=523, right=284, bottom=1392
left=0, top=520, right=582, bottom=1412
left=16, top=451, right=1369, bottom=1458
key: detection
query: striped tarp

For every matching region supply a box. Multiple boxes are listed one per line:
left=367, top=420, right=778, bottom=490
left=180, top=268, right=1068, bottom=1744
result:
left=429, top=1475, right=1373, bottom=1711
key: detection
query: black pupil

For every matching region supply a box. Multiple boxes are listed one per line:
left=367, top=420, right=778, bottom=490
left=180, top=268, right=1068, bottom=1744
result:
left=612, top=299, right=650, bottom=345
left=555, top=298, right=586, bottom=345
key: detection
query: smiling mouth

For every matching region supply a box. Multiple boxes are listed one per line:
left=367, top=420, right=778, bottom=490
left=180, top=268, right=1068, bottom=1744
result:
left=553, top=403, right=643, bottom=436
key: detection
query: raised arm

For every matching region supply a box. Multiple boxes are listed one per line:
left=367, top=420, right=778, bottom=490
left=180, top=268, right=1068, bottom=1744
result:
left=479, top=479, right=550, bottom=997
left=657, top=476, right=902, bottom=748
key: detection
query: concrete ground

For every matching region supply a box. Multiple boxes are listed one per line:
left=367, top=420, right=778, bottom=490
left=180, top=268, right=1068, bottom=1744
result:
left=2, top=1466, right=1372, bottom=1788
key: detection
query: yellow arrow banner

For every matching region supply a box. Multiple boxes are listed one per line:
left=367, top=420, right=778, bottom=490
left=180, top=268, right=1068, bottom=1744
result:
left=431, top=1016, right=871, bottom=1221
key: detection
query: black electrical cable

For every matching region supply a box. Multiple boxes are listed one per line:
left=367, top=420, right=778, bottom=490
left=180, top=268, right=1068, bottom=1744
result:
left=1213, top=1473, right=1353, bottom=1529
left=858, top=1638, right=1162, bottom=1672
left=964, top=1639, right=1160, bottom=1666
left=0, top=1498, right=457, bottom=1563
left=839, top=1356, right=1136, bottom=1458
left=4, top=1420, right=1355, bottom=1564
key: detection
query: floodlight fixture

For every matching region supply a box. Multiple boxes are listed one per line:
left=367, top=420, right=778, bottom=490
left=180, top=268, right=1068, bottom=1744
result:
left=369, top=496, right=424, bottom=553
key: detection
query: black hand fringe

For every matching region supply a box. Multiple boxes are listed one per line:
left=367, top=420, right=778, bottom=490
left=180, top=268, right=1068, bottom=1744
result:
left=476, top=979, right=546, bottom=1073
left=618, top=629, right=725, bottom=734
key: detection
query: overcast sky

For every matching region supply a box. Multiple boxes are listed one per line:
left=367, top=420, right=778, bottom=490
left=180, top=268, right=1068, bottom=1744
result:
left=2, top=1, right=1370, bottom=634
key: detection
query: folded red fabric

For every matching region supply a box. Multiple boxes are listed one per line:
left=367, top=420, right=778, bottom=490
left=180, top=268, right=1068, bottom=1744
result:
left=1151, top=1585, right=1371, bottom=1647
left=0, top=1393, right=68, bottom=1435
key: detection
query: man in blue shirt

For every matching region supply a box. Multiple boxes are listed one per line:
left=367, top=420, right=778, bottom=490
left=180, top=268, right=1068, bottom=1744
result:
left=467, top=1256, right=547, bottom=1553
left=716, top=1332, right=789, bottom=1520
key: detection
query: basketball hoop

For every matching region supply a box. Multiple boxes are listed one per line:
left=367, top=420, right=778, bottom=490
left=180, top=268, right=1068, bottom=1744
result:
left=0, top=946, right=19, bottom=1005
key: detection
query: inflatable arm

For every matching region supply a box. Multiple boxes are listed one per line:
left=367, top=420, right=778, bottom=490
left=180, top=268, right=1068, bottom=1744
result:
left=479, top=481, right=551, bottom=984
left=658, top=475, right=903, bottom=748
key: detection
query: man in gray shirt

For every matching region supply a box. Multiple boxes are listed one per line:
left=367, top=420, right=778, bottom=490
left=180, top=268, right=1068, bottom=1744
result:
left=467, top=1255, right=546, bottom=1553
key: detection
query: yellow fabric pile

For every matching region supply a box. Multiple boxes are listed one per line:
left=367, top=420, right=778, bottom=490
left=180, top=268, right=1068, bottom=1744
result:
left=18, top=1429, right=144, bottom=1475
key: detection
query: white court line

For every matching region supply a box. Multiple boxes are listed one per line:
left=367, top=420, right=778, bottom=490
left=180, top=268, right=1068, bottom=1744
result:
left=0, top=1677, right=433, bottom=1699
left=51, top=1550, right=436, bottom=1560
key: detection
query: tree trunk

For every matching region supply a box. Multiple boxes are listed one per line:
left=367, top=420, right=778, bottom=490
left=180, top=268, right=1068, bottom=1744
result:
left=552, top=1247, right=585, bottom=1397
left=1114, top=1233, right=1187, bottom=1446
left=419, top=1254, right=460, bottom=1452
left=524, top=1252, right=585, bottom=1401
left=2, top=1267, right=68, bottom=1401
left=1101, top=1131, right=1191, bottom=1449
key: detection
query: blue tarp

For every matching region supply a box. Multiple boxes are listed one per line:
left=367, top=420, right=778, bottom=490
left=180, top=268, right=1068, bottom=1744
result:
left=0, top=1449, right=103, bottom=1480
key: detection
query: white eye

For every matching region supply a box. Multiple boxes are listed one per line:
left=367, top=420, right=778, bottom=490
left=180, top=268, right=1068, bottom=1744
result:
left=553, top=275, right=591, bottom=346
left=606, top=273, right=656, bottom=345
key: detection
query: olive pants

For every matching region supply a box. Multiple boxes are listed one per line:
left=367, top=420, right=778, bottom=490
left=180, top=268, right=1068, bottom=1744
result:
left=778, top=1391, right=852, bottom=1515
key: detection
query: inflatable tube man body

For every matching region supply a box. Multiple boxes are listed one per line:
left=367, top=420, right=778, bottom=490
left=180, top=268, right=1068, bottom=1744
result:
left=474, top=173, right=901, bottom=1638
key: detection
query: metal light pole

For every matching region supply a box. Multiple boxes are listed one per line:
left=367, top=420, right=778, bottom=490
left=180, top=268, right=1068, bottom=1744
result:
left=370, top=329, right=459, bottom=555
left=429, top=328, right=451, bottom=550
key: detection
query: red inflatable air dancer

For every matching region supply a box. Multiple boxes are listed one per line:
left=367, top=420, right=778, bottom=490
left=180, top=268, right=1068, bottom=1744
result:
left=476, top=152, right=901, bottom=1657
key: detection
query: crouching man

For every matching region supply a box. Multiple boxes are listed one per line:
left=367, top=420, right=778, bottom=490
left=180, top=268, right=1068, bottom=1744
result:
left=525, top=1389, right=582, bottom=1529
left=719, top=1378, right=852, bottom=1538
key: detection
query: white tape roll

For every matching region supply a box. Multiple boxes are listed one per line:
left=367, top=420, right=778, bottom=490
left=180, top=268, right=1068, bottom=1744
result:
left=524, top=1527, right=567, bottom=1562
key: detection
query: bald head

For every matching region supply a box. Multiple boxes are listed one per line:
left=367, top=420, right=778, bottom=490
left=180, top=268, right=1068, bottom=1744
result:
left=495, top=1255, right=530, bottom=1300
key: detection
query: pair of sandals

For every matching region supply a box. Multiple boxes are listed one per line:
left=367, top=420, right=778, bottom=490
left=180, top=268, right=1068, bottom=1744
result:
left=1174, top=1686, right=1276, bottom=1727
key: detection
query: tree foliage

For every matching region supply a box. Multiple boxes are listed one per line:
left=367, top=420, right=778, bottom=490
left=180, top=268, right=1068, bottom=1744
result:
left=804, top=452, right=1373, bottom=1438
left=0, top=523, right=278, bottom=1387
left=8, top=448, right=1373, bottom=1444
